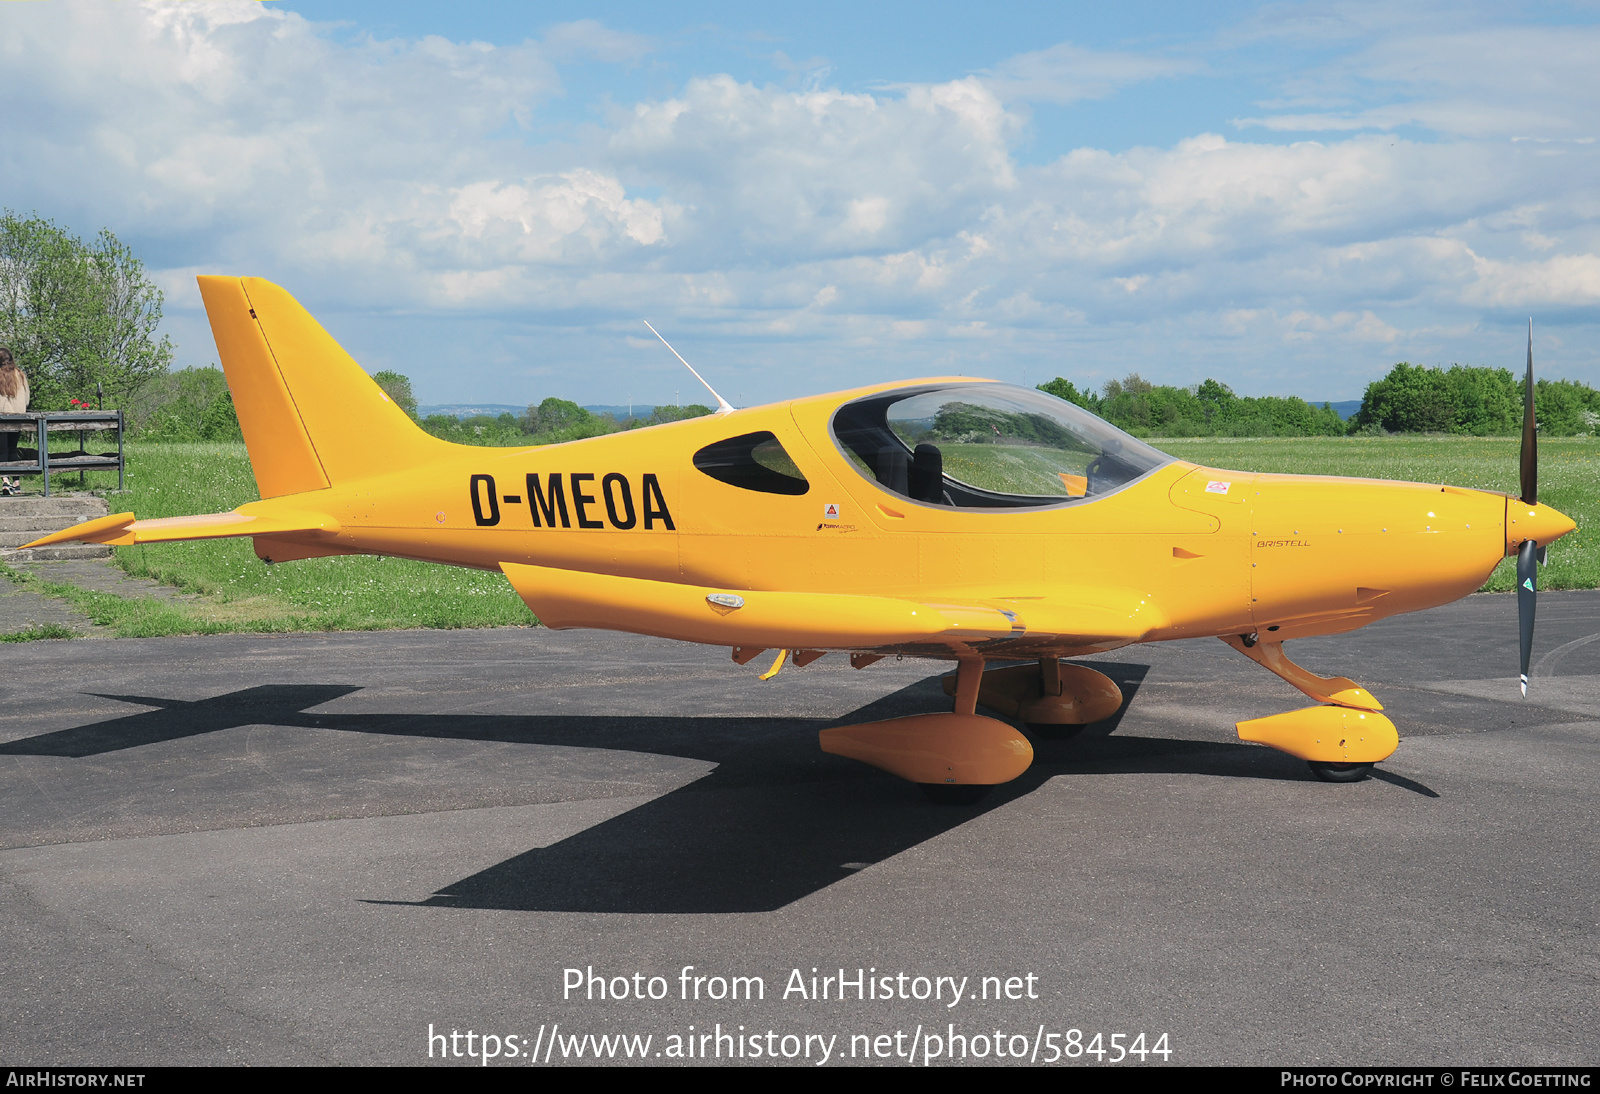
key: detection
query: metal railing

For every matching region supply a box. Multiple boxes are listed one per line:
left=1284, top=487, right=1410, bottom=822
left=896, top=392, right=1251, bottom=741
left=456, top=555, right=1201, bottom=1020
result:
left=0, top=411, right=125, bottom=496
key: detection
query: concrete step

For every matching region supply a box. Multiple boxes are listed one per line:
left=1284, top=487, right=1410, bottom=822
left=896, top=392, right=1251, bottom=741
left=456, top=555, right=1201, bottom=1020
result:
left=0, top=529, right=107, bottom=548
left=0, top=496, right=113, bottom=556
left=0, top=515, right=115, bottom=533
left=0, top=497, right=110, bottom=519
left=0, top=544, right=112, bottom=562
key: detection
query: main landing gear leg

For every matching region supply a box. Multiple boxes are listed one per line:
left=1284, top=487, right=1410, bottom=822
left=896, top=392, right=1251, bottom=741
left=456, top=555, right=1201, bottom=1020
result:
left=817, top=654, right=1034, bottom=805
left=952, top=656, right=983, bottom=715
left=1220, top=634, right=1398, bottom=782
left=922, top=658, right=990, bottom=803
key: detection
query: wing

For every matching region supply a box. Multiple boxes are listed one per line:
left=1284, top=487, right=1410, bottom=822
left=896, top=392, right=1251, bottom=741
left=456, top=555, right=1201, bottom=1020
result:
left=499, top=562, right=1166, bottom=655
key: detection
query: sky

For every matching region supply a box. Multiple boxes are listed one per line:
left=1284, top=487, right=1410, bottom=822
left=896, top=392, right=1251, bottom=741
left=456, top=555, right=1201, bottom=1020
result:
left=2, top=0, right=1598, bottom=407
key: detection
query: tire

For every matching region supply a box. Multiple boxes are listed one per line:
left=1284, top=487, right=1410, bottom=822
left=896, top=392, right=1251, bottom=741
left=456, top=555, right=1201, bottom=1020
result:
left=919, top=783, right=990, bottom=805
left=1026, top=723, right=1084, bottom=741
left=1308, top=761, right=1374, bottom=783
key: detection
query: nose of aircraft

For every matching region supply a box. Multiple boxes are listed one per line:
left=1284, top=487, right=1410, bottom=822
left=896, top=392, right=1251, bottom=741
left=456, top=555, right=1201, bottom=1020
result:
left=1507, top=500, right=1576, bottom=554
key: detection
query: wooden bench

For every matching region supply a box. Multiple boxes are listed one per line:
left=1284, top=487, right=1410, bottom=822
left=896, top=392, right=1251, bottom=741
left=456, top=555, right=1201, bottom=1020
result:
left=0, top=411, right=125, bottom=496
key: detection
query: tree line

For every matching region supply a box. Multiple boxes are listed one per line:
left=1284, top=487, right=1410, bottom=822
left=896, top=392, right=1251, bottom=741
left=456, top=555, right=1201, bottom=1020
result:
left=406, top=399, right=715, bottom=448
left=111, top=361, right=1600, bottom=446
left=1039, top=363, right=1600, bottom=438
left=123, top=365, right=716, bottom=446
left=368, top=372, right=714, bottom=447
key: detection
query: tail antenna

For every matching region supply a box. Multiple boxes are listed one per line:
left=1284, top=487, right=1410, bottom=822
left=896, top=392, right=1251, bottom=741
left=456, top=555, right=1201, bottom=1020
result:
left=642, top=320, right=734, bottom=414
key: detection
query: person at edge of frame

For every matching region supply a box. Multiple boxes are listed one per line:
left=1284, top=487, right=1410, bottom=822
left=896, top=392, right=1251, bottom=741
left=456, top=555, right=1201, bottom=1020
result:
left=0, top=347, right=29, bottom=495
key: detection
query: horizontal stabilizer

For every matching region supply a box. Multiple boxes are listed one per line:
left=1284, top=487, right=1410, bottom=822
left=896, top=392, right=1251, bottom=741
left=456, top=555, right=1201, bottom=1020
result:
left=23, top=509, right=340, bottom=549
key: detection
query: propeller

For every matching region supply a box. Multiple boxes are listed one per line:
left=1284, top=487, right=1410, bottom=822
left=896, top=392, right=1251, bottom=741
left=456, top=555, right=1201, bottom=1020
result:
left=1521, top=318, right=1537, bottom=507
left=1518, top=318, right=1538, bottom=697
left=1518, top=537, right=1537, bottom=697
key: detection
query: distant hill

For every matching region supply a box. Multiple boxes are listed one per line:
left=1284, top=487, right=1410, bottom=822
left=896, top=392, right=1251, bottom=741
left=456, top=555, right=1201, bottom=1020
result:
left=417, top=404, right=524, bottom=418
left=419, top=397, right=1363, bottom=422
left=584, top=405, right=656, bottom=419
left=418, top=403, right=657, bottom=420
left=1314, top=400, right=1362, bottom=421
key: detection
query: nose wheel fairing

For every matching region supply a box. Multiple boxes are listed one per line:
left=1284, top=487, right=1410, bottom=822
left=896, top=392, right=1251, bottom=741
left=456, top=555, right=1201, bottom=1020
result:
left=1236, top=705, right=1399, bottom=764
left=1221, top=635, right=1399, bottom=778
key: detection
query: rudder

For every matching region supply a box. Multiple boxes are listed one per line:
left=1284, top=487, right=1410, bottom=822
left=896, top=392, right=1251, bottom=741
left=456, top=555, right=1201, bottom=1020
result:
left=198, top=276, right=329, bottom=498
left=198, top=276, right=452, bottom=497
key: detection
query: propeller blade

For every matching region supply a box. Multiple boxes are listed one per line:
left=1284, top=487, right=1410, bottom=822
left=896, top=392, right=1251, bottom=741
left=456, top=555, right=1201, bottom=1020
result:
left=1521, top=318, right=1537, bottom=505
left=1518, top=537, right=1538, bottom=697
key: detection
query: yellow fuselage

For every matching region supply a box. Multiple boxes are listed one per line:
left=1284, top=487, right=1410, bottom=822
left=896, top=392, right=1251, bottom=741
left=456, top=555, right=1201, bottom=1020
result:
left=240, top=380, right=1571, bottom=659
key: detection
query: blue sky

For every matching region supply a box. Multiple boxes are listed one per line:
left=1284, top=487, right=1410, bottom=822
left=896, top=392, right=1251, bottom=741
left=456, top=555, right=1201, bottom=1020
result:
left=3, top=1, right=1598, bottom=407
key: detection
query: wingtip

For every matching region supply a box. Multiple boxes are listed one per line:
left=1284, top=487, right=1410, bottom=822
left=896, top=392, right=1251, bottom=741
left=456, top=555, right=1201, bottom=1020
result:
left=21, top=512, right=137, bottom=549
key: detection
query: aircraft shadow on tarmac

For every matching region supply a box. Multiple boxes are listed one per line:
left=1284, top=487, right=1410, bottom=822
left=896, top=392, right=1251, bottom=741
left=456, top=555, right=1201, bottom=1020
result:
left=1, top=663, right=1434, bottom=913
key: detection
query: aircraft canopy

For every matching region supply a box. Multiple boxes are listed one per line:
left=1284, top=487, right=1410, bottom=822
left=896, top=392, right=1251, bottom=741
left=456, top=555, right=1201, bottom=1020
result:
left=829, top=382, right=1173, bottom=509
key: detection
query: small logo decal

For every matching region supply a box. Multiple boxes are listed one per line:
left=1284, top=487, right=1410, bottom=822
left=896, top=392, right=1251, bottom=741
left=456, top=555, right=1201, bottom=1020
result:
left=1205, top=480, right=1230, bottom=494
left=823, top=503, right=841, bottom=521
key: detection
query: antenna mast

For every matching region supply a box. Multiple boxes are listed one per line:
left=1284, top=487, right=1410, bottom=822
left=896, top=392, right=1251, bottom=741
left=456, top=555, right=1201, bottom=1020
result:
left=643, top=321, right=734, bottom=414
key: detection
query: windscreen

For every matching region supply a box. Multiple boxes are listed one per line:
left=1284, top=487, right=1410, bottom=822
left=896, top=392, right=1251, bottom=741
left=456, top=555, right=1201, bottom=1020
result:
left=830, top=383, right=1173, bottom=508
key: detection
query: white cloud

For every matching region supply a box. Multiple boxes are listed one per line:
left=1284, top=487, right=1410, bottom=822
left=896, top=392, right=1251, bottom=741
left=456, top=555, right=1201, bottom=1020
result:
left=3, top=0, right=1598, bottom=403
left=540, top=19, right=653, bottom=63
left=1461, top=252, right=1600, bottom=309
left=447, top=172, right=668, bottom=255
left=979, top=40, right=1199, bottom=104
left=1238, top=21, right=1600, bottom=138
left=604, top=75, right=1019, bottom=256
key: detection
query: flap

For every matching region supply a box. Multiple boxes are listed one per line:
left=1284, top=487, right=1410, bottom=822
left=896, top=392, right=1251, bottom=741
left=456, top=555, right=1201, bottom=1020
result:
left=500, top=563, right=1164, bottom=650
left=500, top=562, right=1024, bottom=649
left=987, top=588, right=1169, bottom=644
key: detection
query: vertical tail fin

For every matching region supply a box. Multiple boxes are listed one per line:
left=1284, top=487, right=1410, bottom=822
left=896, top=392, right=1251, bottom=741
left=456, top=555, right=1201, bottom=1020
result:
left=197, top=276, right=451, bottom=498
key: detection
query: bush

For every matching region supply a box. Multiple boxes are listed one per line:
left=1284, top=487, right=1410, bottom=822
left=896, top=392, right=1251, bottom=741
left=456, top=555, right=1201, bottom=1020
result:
left=1351, top=363, right=1600, bottom=436
left=128, top=366, right=241, bottom=442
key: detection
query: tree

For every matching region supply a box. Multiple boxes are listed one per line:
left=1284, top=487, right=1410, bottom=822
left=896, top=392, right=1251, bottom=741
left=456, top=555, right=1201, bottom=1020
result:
left=521, top=397, right=591, bottom=435
left=1194, top=378, right=1236, bottom=423
left=645, top=403, right=713, bottom=426
left=1352, top=363, right=1522, bottom=435
left=0, top=212, right=173, bottom=409
left=1103, top=373, right=1154, bottom=399
left=1037, top=377, right=1099, bottom=412
left=370, top=370, right=418, bottom=416
left=130, top=366, right=242, bottom=442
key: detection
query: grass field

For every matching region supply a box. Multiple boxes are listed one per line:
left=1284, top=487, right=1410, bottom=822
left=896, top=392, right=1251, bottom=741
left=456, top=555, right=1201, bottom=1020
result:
left=1158, top=435, right=1599, bottom=593
left=5, top=435, right=1594, bottom=637
left=6, top=443, right=531, bottom=637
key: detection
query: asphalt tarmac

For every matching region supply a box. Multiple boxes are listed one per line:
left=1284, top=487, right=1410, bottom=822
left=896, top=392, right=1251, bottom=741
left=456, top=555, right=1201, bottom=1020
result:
left=1, top=593, right=1596, bottom=1067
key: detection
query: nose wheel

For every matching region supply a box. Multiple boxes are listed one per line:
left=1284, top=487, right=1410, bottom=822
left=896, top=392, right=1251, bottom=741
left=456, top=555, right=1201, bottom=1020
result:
left=1307, top=761, right=1374, bottom=783
left=919, top=783, right=990, bottom=804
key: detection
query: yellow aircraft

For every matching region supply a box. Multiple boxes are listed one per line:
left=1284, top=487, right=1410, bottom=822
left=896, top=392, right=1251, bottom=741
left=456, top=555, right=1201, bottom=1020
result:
left=30, top=279, right=1577, bottom=802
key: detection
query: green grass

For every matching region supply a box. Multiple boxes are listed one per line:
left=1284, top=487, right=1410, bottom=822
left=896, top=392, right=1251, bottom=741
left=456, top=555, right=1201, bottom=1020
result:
left=24, top=436, right=1596, bottom=637
left=940, top=443, right=1087, bottom=496
left=36, top=443, right=532, bottom=636
left=0, top=622, right=79, bottom=642
left=1157, top=434, right=1599, bottom=592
